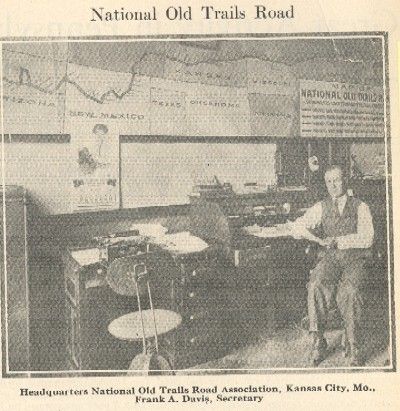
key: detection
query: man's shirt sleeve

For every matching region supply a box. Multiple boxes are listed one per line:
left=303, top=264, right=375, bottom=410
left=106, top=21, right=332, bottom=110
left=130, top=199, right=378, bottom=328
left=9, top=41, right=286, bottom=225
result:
left=291, top=202, right=323, bottom=230
left=336, top=202, right=374, bottom=249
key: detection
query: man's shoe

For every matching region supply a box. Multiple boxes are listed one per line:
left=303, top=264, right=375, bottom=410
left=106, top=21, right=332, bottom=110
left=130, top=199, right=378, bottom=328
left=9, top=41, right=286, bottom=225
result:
left=310, top=336, right=328, bottom=366
left=349, top=348, right=365, bottom=367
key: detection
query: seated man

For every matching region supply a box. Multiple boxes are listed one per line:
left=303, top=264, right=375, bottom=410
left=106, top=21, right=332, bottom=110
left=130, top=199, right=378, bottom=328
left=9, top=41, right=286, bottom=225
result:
left=288, top=165, right=374, bottom=367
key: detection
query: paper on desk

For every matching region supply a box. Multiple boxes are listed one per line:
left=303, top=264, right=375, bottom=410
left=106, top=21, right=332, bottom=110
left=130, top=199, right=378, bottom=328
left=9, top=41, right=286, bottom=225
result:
left=244, top=224, right=325, bottom=245
left=130, top=223, right=168, bottom=238
left=130, top=223, right=208, bottom=253
left=290, top=225, right=326, bottom=246
left=71, top=248, right=100, bottom=266
left=244, top=224, right=291, bottom=238
left=159, top=231, right=209, bottom=254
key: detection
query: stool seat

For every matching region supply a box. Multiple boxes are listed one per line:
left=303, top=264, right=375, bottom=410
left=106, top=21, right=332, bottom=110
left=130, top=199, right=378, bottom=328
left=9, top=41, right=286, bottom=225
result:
left=108, top=309, right=182, bottom=341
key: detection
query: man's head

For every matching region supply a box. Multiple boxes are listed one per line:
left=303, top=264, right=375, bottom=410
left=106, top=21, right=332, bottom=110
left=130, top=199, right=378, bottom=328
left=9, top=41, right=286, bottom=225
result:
left=324, top=165, right=345, bottom=199
left=92, top=123, right=108, bottom=135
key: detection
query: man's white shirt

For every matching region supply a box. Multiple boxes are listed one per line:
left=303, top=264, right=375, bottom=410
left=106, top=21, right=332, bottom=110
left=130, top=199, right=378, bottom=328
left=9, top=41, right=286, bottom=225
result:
left=292, top=194, right=374, bottom=250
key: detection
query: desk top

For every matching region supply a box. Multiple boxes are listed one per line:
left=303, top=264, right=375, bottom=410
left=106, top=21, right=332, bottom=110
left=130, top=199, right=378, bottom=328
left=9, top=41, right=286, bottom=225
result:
left=243, top=224, right=325, bottom=246
left=70, top=247, right=100, bottom=266
left=244, top=225, right=292, bottom=238
left=68, top=230, right=209, bottom=267
left=156, top=231, right=209, bottom=255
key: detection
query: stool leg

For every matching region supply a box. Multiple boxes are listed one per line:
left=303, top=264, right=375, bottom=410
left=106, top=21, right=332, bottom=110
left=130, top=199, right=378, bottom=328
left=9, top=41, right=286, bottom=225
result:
left=147, top=280, right=159, bottom=353
left=135, top=281, right=147, bottom=354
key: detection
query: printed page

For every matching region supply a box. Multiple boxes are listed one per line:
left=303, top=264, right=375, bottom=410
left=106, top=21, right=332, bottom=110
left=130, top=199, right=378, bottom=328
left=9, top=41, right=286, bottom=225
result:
left=0, top=0, right=399, bottom=410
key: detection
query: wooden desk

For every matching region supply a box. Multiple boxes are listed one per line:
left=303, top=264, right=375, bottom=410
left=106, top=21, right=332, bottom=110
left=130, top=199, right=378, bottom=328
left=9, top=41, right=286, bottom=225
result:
left=62, top=239, right=312, bottom=371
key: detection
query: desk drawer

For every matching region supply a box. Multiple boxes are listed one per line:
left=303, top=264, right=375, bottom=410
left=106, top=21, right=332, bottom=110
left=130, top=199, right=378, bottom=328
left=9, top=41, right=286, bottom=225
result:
left=183, top=288, right=228, bottom=310
left=231, top=244, right=307, bottom=268
left=179, top=327, right=231, bottom=369
left=182, top=266, right=211, bottom=285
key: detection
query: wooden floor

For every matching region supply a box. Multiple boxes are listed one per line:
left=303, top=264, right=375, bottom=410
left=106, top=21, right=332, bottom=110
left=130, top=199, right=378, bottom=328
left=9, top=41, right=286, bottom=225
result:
left=185, top=289, right=391, bottom=372
left=185, top=326, right=390, bottom=373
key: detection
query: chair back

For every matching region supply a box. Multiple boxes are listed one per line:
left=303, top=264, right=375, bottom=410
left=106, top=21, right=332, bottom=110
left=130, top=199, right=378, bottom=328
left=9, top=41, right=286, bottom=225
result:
left=106, top=253, right=150, bottom=296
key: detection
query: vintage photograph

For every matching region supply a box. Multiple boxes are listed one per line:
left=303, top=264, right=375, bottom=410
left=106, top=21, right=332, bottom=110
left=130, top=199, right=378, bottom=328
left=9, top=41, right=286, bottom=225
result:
left=0, top=33, right=394, bottom=377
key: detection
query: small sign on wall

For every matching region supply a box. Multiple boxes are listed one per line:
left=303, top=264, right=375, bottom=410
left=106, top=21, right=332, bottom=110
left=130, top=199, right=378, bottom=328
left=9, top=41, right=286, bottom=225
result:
left=70, top=123, right=120, bottom=212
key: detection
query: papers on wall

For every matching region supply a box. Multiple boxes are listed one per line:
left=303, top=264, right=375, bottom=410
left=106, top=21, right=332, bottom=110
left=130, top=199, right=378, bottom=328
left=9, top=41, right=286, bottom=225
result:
left=300, top=80, right=385, bottom=138
left=70, top=123, right=120, bottom=212
left=2, top=45, right=296, bottom=137
left=2, top=48, right=65, bottom=134
left=64, top=64, right=150, bottom=135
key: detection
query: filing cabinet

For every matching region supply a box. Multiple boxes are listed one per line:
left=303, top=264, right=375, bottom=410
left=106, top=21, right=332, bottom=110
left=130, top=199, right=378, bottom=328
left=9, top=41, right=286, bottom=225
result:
left=0, top=186, right=30, bottom=373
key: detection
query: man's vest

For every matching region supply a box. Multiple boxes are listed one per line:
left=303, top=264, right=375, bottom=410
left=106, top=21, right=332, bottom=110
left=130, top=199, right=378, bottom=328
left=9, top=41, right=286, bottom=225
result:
left=321, top=195, right=361, bottom=238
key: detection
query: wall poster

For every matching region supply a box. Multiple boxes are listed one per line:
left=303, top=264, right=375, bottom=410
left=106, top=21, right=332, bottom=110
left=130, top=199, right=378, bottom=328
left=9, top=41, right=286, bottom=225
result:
left=70, top=122, right=120, bottom=212
left=300, top=80, right=385, bottom=138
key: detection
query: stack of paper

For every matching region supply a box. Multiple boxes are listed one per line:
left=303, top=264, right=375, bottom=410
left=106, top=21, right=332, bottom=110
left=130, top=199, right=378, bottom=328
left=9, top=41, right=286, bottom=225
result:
left=161, top=231, right=209, bottom=254
left=71, top=248, right=100, bottom=266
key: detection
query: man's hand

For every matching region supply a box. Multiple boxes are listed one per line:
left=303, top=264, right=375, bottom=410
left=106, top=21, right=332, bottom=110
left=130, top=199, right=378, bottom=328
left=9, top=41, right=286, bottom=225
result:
left=243, top=224, right=262, bottom=235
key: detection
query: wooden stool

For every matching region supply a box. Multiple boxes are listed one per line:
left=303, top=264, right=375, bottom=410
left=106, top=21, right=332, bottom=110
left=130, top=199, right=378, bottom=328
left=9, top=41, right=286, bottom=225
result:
left=106, top=254, right=182, bottom=374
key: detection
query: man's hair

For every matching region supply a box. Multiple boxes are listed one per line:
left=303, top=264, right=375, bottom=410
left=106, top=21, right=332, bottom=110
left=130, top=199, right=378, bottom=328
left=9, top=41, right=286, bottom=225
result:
left=92, top=123, right=108, bottom=134
left=324, top=164, right=344, bottom=177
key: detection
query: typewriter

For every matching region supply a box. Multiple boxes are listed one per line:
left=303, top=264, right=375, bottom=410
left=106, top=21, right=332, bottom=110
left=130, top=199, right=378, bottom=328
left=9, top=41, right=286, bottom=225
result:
left=94, top=229, right=149, bottom=263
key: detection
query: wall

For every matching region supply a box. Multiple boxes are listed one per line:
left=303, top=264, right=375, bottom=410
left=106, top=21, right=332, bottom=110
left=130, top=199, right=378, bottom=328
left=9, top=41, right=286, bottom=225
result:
left=121, top=140, right=277, bottom=208
left=3, top=137, right=71, bottom=214
left=3, top=44, right=297, bottom=137
left=1, top=40, right=386, bottom=215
